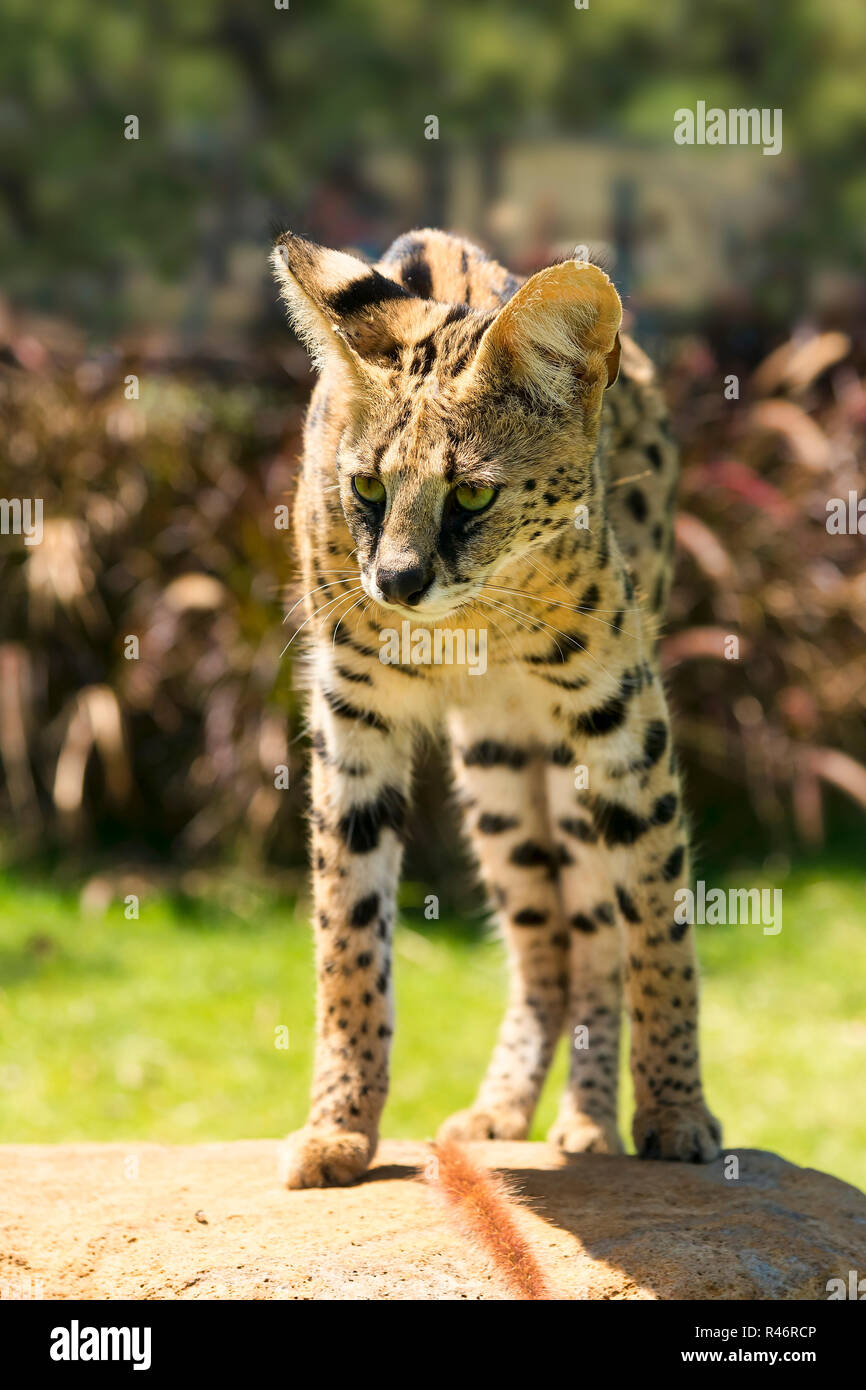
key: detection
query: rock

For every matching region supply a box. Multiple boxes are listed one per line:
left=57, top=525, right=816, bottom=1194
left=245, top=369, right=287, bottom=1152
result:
left=0, top=1140, right=863, bottom=1300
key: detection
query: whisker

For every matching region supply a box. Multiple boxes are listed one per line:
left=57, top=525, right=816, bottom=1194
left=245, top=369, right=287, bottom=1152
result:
left=473, top=595, right=535, bottom=633
left=287, top=569, right=361, bottom=584
left=485, top=584, right=641, bottom=643
left=467, top=600, right=530, bottom=665
left=477, top=594, right=569, bottom=663
left=476, top=592, right=576, bottom=667
left=478, top=590, right=622, bottom=686
left=281, top=586, right=365, bottom=656
left=518, top=551, right=640, bottom=617
left=284, top=577, right=360, bottom=622
left=518, top=550, right=648, bottom=626
left=332, top=593, right=372, bottom=649
left=520, top=550, right=582, bottom=606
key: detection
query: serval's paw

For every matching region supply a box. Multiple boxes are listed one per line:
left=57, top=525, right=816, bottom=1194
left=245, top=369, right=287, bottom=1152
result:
left=437, top=1105, right=529, bottom=1143
left=548, top=1115, right=623, bottom=1156
left=633, top=1102, right=722, bottom=1163
left=279, top=1125, right=375, bottom=1189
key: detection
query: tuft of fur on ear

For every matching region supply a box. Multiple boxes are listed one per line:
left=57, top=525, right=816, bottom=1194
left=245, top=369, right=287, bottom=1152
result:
left=470, top=259, right=623, bottom=411
left=271, top=232, right=417, bottom=374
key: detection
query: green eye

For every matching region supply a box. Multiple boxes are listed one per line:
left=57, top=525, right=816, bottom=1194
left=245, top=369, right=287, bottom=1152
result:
left=353, top=475, right=386, bottom=504
left=454, top=483, right=496, bottom=513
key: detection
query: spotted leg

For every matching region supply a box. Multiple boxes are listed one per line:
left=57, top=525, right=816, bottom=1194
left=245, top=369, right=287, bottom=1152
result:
left=545, top=758, right=625, bottom=1154
left=437, top=714, right=569, bottom=1142
left=281, top=680, right=413, bottom=1188
left=565, top=673, right=722, bottom=1161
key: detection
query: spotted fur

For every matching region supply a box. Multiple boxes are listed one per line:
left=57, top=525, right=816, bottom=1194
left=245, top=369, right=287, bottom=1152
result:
left=273, top=227, right=720, bottom=1188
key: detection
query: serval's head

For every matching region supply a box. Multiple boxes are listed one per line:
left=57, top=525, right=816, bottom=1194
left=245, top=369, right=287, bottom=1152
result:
left=273, top=232, right=621, bottom=621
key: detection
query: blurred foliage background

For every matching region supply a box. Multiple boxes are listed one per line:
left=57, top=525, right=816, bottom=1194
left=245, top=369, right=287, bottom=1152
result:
left=0, top=0, right=864, bottom=1169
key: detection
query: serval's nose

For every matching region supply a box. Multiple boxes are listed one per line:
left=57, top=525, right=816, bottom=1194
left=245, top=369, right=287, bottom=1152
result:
left=375, top=560, right=434, bottom=607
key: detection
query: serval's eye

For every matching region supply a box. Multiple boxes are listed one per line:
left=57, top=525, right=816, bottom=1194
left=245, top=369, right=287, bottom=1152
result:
left=353, top=475, right=386, bottom=504
left=454, top=483, right=496, bottom=513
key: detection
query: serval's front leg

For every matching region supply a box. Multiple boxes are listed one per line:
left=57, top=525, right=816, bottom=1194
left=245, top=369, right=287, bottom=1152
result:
left=544, top=762, right=624, bottom=1155
left=281, top=683, right=413, bottom=1188
left=438, top=713, right=569, bottom=1142
left=570, top=673, right=721, bottom=1162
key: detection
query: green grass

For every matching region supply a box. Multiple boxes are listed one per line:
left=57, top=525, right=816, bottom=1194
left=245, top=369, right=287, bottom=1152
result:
left=0, top=862, right=863, bottom=1191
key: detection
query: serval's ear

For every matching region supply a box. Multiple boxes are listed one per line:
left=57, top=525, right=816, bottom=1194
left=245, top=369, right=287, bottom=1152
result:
left=271, top=232, right=417, bottom=375
left=468, top=259, right=622, bottom=416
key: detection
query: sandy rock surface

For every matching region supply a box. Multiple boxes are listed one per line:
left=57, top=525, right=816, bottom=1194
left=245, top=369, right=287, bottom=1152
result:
left=1, top=1140, right=863, bottom=1300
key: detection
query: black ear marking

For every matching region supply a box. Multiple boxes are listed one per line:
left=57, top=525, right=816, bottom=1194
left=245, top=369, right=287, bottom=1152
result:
left=326, top=272, right=414, bottom=321
left=272, top=232, right=420, bottom=372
